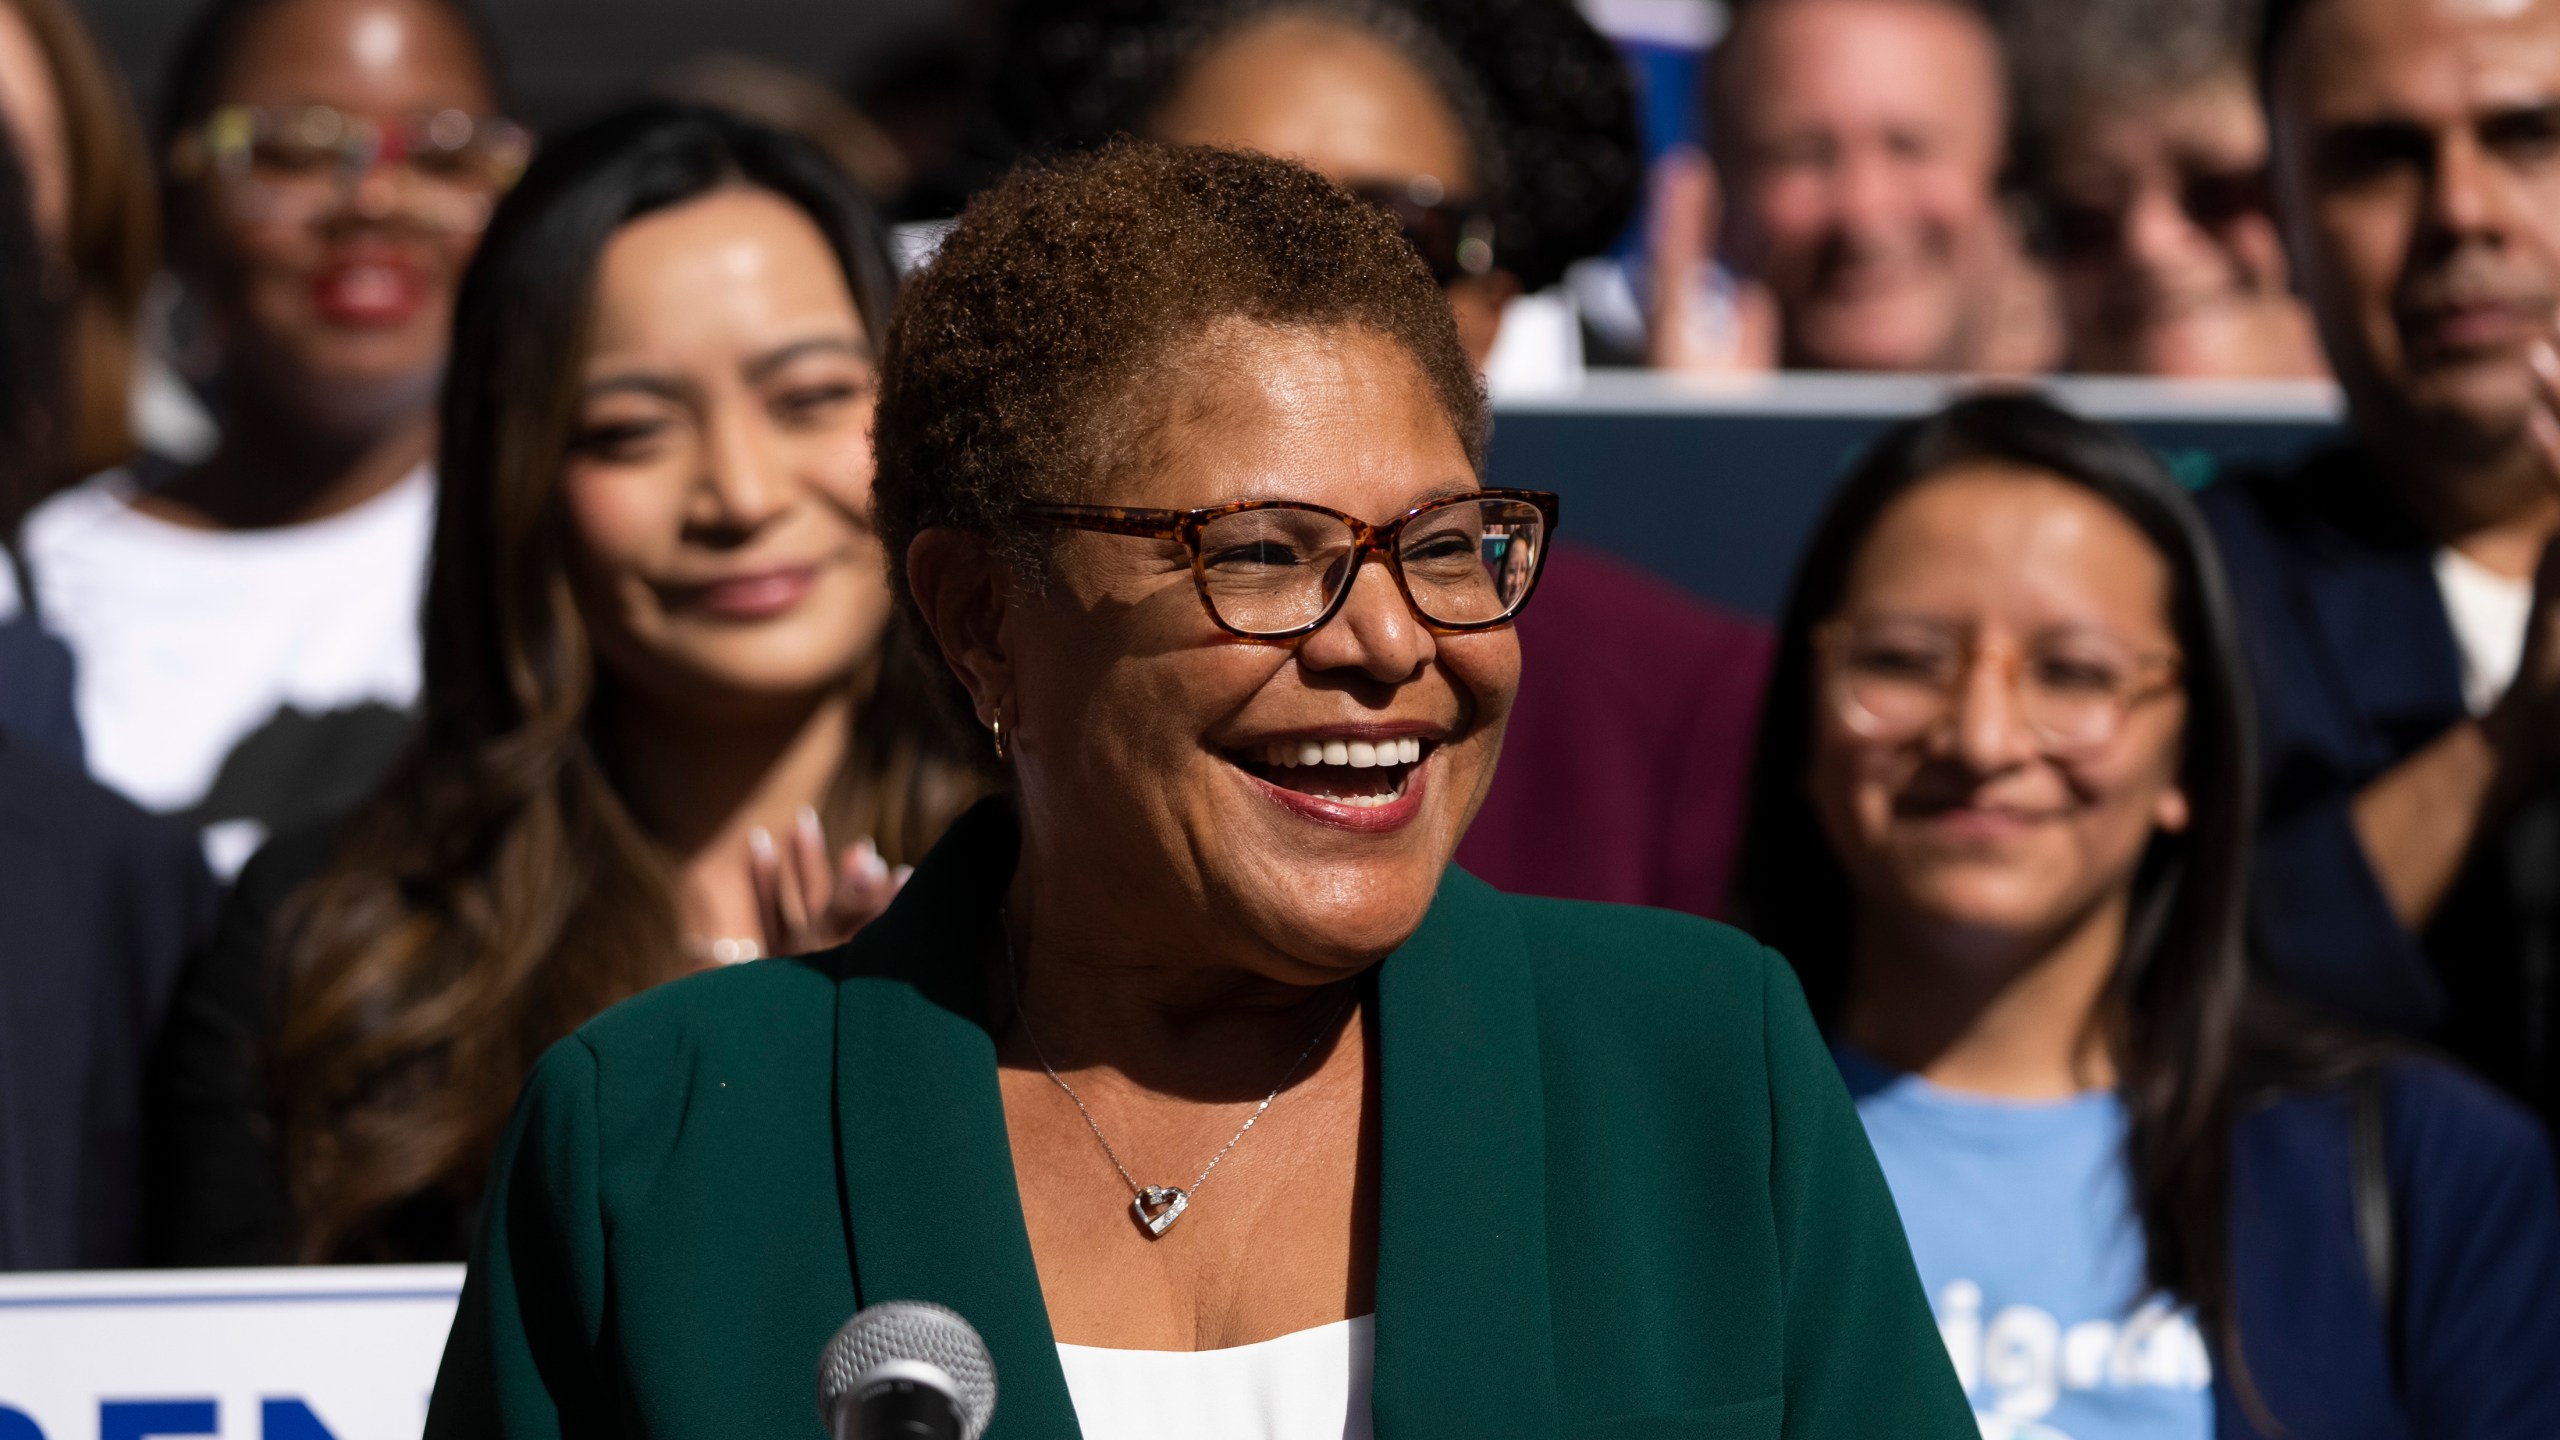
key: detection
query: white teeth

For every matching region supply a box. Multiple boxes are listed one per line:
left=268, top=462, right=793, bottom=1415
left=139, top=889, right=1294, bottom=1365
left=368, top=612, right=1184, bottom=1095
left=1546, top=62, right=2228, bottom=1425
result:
left=1309, top=788, right=1399, bottom=807
left=1249, top=737, right=1431, bottom=768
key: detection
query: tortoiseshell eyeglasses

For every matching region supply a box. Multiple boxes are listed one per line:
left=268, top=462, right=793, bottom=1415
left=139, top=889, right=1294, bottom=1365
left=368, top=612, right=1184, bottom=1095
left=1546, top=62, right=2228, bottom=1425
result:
left=1026, top=490, right=1560, bottom=641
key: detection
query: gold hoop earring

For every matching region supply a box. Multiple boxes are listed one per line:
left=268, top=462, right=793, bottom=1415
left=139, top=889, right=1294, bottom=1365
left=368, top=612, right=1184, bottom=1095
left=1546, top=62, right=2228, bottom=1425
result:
left=990, top=703, right=1010, bottom=762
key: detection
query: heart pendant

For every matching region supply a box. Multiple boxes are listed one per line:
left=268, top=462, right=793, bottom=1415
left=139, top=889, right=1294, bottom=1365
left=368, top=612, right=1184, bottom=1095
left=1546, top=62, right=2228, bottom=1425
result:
left=1131, top=1185, right=1190, bottom=1238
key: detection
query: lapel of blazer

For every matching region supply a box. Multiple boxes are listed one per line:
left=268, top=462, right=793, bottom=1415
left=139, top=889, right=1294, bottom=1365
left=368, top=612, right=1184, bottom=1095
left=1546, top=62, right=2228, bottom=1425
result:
left=830, top=800, right=1086, bottom=1439
left=1372, top=867, right=1562, bottom=1436
left=827, top=806, right=1563, bottom=1437
left=2285, top=451, right=2467, bottom=758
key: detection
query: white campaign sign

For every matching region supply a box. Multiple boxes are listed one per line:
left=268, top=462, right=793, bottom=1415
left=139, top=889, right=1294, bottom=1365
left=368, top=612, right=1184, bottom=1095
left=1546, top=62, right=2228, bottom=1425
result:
left=0, top=1265, right=462, bottom=1440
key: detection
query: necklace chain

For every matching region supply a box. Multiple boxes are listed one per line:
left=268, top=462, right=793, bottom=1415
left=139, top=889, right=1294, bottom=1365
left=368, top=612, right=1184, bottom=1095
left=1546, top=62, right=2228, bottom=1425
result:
left=1004, top=922, right=1355, bottom=1234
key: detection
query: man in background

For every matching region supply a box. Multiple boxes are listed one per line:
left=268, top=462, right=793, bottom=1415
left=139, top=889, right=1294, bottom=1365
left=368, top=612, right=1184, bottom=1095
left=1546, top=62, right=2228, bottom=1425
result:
left=2207, top=0, right=2560, bottom=1124
left=1652, top=0, right=2055, bottom=373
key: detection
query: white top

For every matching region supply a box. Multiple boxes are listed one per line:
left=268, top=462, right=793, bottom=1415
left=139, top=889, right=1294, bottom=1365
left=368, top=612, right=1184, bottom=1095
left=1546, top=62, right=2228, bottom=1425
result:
left=1481, top=290, right=1587, bottom=401
left=1056, top=1315, right=1375, bottom=1440
left=1, top=463, right=434, bottom=876
left=2434, top=546, right=2533, bottom=717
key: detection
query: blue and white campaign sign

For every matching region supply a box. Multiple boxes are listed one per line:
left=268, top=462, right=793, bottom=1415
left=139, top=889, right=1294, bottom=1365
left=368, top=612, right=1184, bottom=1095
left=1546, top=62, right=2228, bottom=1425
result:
left=0, top=1265, right=462, bottom=1440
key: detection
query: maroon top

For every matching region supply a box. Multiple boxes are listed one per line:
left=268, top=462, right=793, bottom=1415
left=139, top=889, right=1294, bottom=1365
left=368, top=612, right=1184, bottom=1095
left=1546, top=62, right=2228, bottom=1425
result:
left=1457, top=544, right=1774, bottom=919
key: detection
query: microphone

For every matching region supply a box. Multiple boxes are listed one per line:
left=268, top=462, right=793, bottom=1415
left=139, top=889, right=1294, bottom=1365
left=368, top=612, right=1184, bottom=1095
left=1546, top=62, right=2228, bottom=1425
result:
left=816, top=1300, right=999, bottom=1440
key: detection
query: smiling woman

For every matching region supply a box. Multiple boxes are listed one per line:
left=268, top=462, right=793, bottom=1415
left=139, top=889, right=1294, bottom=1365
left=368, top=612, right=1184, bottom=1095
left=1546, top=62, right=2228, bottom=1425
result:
left=13, top=0, right=515, bottom=873
left=1740, top=395, right=2560, bottom=1437
left=145, top=104, right=982, bottom=1267
left=424, top=141, right=1978, bottom=1440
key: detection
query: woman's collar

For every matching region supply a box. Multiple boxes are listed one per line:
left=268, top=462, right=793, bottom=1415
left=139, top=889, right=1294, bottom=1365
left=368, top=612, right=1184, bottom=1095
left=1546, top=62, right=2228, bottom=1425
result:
left=824, top=798, right=1563, bottom=1437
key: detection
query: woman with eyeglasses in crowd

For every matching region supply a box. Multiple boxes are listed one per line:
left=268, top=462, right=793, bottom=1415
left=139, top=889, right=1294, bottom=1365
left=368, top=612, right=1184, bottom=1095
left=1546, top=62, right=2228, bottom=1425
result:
left=1740, top=395, right=2560, bottom=1437
left=997, top=0, right=1777, bottom=920
left=8, top=0, right=523, bottom=877
left=148, top=103, right=980, bottom=1265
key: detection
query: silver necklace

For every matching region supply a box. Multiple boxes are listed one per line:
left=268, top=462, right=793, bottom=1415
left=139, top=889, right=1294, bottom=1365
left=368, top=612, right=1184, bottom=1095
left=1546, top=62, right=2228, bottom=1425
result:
left=1005, top=929, right=1356, bottom=1239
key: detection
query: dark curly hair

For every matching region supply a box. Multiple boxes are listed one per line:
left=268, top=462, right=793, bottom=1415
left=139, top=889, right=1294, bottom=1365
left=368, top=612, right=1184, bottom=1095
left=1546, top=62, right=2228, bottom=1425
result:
left=986, top=0, right=1640, bottom=293
left=874, top=140, right=1485, bottom=658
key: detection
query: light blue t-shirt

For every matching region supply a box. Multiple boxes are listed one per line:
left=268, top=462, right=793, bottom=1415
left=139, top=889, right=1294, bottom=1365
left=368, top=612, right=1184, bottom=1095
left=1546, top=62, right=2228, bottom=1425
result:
left=1837, top=1047, right=2213, bottom=1440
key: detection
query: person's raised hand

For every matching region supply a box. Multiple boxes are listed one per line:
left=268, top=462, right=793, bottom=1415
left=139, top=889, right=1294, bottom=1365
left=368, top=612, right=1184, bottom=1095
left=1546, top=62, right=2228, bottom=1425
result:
left=748, top=807, right=911, bottom=959
left=2491, top=339, right=2560, bottom=777
left=1644, top=145, right=1779, bottom=374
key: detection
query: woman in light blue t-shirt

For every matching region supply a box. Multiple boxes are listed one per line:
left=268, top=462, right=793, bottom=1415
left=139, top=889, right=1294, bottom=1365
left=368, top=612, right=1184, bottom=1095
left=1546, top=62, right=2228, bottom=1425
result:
left=1738, top=395, right=2560, bottom=1440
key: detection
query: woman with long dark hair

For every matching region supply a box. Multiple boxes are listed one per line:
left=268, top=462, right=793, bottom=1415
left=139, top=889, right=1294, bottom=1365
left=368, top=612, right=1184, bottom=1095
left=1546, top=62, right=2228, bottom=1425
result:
left=1739, top=393, right=2560, bottom=1437
left=149, top=103, right=981, bottom=1265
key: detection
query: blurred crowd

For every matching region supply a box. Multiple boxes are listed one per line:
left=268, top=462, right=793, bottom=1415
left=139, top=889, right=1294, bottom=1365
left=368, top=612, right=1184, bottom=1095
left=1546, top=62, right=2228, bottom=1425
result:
left=3, top=0, right=2560, bottom=1433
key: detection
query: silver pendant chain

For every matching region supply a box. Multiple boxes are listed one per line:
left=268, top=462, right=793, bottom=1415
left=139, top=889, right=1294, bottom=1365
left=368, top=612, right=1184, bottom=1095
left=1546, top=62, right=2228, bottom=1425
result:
left=1004, top=924, right=1356, bottom=1239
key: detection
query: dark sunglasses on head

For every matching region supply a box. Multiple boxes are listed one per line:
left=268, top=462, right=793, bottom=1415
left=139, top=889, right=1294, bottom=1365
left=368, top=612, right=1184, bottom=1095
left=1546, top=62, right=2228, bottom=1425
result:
left=1345, top=177, right=1498, bottom=287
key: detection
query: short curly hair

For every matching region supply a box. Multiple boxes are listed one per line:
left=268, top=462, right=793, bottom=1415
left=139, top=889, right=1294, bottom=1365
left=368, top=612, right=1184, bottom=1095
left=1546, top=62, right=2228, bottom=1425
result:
left=986, top=0, right=1641, bottom=294
left=873, top=139, right=1487, bottom=632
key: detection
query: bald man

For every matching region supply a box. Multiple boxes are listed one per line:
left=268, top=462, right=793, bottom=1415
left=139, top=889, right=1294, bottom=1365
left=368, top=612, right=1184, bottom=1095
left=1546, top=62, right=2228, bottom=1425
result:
left=1683, top=0, right=2050, bottom=372
left=2207, top=0, right=2560, bottom=1125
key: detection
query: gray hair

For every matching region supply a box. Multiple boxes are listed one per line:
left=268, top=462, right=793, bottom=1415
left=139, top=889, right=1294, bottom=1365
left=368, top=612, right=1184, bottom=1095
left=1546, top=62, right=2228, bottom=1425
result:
left=2000, top=0, right=2260, bottom=144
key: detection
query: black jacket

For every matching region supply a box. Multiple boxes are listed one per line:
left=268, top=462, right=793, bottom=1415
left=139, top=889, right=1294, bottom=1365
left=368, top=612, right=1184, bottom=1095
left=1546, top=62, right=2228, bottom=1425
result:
left=2203, top=451, right=2560, bottom=1123
left=0, top=733, right=214, bottom=1268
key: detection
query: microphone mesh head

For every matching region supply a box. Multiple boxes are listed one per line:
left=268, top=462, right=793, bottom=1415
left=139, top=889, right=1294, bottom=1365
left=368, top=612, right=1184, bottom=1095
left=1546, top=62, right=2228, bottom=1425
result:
left=816, top=1300, right=998, bottom=1440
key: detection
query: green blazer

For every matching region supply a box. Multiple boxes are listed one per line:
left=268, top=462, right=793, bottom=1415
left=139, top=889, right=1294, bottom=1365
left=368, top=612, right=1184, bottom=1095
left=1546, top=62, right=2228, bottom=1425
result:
left=425, top=801, right=1971, bottom=1439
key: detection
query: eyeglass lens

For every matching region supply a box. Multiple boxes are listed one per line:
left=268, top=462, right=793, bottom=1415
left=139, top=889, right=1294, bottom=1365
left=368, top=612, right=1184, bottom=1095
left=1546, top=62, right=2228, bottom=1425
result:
left=1828, top=619, right=2173, bottom=749
left=2048, top=165, right=2271, bottom=260
left=1344, top=181, right=1494, bottom=285
left=1195, top=497, right=1546, bottom=635
left=216, top=106, right=526, bottom=235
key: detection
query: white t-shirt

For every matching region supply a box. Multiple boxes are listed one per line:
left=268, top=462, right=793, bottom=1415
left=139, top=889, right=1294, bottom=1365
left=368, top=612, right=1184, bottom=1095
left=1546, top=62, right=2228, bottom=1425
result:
left=1056, top=1315, right=1374, bottom=1440
left=2435, top=546, right=2533, bottom=717
left=1482, top=290, right=1587, bottom=401
left=0, top=462, right=433, bottom=876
